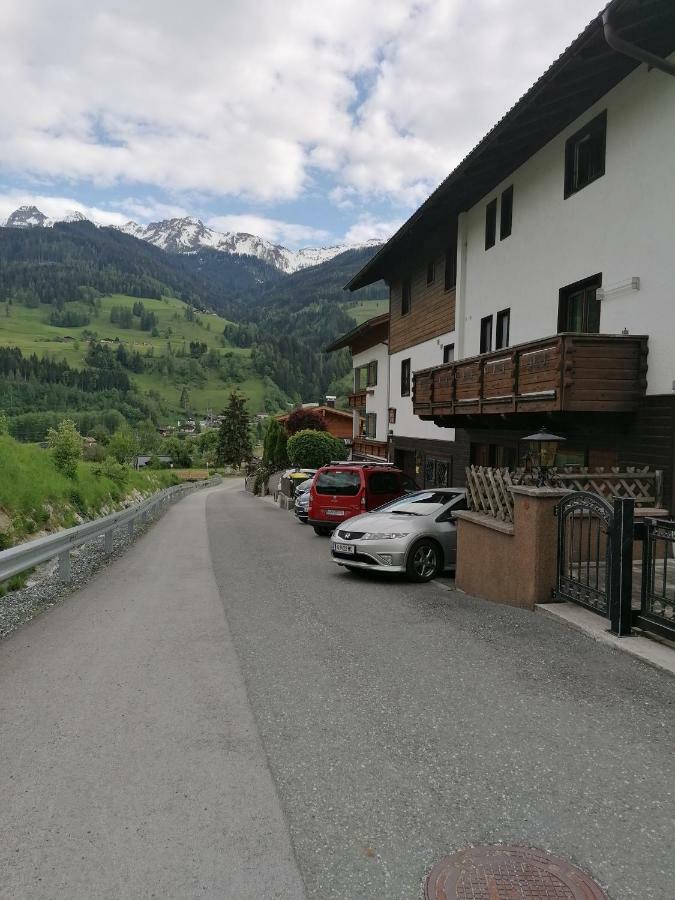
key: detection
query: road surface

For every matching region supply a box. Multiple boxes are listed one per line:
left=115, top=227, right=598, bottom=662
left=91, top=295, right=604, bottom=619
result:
left=1, top=479, right=673, bottom=899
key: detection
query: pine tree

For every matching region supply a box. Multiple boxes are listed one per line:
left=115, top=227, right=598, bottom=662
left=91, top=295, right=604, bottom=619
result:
left=217, top=392, right=252, bottom=469
left=179, top=386, right=190, bottom=410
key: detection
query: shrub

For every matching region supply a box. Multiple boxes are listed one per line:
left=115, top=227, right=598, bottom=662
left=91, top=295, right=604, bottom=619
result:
left=46, top=419, right=82, bottom=479
left=287, top=429, right=347, bottom=469
left=285, top=408, right=327, bottom=435
left=0, top=413, right=8, bottom=435
left=102, top=457, right=130, bottom=488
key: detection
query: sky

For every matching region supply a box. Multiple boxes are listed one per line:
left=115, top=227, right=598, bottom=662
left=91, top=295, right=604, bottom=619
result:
left=0, top=0, right=602, bottom=248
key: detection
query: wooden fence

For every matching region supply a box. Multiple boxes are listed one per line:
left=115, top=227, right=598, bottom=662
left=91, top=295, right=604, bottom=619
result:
left=465, top=466, right=515, bottom=523
left=465, top=465, right=664, bottom=523
left=553, top=466, right=663, bottom=507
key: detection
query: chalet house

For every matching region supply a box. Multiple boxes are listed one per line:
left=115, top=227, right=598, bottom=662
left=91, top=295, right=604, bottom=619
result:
left=346, top=0, right=675, bottom=508
left=277, top=404, right=354, bottom=441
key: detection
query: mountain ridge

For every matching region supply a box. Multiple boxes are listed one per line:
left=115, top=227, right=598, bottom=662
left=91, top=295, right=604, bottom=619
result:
left=2, top=205, right=381, bottom=275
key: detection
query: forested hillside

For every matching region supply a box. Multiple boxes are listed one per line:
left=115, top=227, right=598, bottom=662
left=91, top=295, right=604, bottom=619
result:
left=0, top=222, right=387, bottom=437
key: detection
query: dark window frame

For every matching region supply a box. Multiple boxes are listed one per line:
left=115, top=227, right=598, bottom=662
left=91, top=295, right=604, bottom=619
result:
left=426, top=259, right=436, bottom=286
left=564, top=110, right=607, bottom=198
left=401, top=277, right=412, bottom=316
left=495, top=308, right=510, bottom=350
left=485, top=198, right=497, bottom=250
left=367, top=360, right=378, bottom=387
left=365, top=412, right=378, bottom=439
left=400, top=357, right=411, bottom=397
left=500, top=185, right=513, bottom=240
left=557, top=273, right=602, bottom=334
left=444, top=232, right=457, bottom=291
left=480, top=314, right=493, bottom=354
left=443, top=343, right=455, bottom=364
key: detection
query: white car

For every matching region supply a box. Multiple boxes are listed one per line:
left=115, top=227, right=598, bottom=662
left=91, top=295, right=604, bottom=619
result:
left=330, top=488, right=468, bottom=582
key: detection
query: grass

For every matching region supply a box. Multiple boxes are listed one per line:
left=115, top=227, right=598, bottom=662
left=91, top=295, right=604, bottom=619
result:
left=343, top=298, right=389, bottom=326
left=0, top=433, right=180, bottom=547
left=0, top=294, right=285, bottom=418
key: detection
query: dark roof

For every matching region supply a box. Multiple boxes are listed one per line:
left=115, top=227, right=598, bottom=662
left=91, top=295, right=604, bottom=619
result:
left=324, top=312, right=390, bottom=353
left=346, top=0, right=675, bottom=290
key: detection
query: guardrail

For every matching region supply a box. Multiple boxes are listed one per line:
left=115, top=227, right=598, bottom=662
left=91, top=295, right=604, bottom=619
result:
left=0, top=477, right=218, bottom=585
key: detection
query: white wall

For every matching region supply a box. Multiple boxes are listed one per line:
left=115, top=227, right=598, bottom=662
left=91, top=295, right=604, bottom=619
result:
left=459, top=56, right=675, bottom=395
left=389, top=332, right=456, bottom=441
left=352, top=341, right=389, bottom=442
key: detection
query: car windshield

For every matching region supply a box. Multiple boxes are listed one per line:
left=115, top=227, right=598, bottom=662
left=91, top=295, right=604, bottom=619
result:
left=296, top=479, right=313, bottom=492
left=315, top=470, right=361, bottom=496
left=377, top=491, right=461, bottom=516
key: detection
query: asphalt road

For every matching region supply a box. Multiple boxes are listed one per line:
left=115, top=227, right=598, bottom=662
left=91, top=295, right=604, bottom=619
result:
left=1, top=479, right=674, bottom=899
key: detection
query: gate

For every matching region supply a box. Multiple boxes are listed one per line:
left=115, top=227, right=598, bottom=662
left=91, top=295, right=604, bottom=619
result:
left=555, top=492, right=634, bottom=636
left=636, top=519, right=675, bottom=642
left=555, top=491, right=614, bottom=615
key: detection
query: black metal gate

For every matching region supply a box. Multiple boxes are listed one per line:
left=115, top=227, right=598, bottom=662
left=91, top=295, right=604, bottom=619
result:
left=636, top=518, right=675, bottom=642
left=555, top=491, right=634, bottom=636
left=555, top=491, right=614, bottom=615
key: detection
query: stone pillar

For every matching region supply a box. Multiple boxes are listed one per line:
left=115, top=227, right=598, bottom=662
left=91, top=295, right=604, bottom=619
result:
left=455, top=486, right=569, bottom=609
left=510, top=486, right=570, bottom=607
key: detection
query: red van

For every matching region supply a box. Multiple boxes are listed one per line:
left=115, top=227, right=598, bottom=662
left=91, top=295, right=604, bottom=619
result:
left=308, top=462, right=414, bottom=535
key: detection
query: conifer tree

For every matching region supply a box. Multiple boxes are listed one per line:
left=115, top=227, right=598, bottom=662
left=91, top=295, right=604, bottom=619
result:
left=217, top=392, right=252, bottom=469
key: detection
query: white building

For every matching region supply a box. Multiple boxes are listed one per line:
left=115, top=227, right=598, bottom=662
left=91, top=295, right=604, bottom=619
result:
left=345, top=0, right=675, bottom=506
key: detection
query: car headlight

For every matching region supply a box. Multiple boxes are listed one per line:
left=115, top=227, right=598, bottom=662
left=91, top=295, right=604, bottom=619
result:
left=360, top=532, right=408, bottom=541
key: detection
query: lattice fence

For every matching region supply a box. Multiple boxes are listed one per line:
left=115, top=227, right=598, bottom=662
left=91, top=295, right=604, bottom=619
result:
left=554, top=466, right=663, bottom=507
left=465, top=466, right=515, bottom=523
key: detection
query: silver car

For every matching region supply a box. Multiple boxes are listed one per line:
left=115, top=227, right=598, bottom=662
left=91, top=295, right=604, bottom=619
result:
left=330, top=488, right=467, bottom=582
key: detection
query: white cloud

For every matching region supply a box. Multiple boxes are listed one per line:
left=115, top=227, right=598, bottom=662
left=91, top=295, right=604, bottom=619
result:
left=343, top=215, right=402, bottom=245
left=207, top=214, right=330, bottom=247
left=0, top=0, right=603, bottom=218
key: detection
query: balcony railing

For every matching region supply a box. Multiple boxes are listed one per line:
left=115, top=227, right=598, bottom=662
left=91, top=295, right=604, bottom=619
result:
left=348, top=390, right=367, bottom=410
left=413, top=333, right=648, bottom=422
left=352, top=437, right=389, bottom=460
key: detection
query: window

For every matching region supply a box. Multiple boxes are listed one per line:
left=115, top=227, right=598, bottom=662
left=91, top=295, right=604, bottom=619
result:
left=365, top=413, right=377, bottom=439
left=367, top=360, right=378, bottom=387
left=500, top=185, right=513, bottom=240
left=495, top=309, right=510, bottom=350
left=443, top=343, right=455, bottom=364
left=315, top=471, right=361, bottom=496
left=485, top=198, right=497, bottom=250
left=401, top=278, right=412, bottom=315
left=354, top=365, right=369, bottom=391
left=401, top=358, right=411, bottom=397
left=444, top=232, right=457, bottom=290
left=426, top=260, right=435, bottom=285
left=564, top=111, right=606, bottom=198
left=558, top=274, right=602, bottom=334
left=367, top=470, right=399, bottom=495
left=480, top=315, right=493, bottom=354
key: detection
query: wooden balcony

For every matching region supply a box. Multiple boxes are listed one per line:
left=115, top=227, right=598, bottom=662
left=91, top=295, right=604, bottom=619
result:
left=413, top=333, right=648, bottom=424
left=348, top=390, right=367, bottom=410
left=352, top=437, right=389, bottom=460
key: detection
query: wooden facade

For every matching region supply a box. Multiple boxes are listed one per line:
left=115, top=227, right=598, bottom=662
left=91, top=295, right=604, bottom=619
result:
left=389, top=252, right=455, bottom=354
left=413, top=333, right=648, bottom=422
left=352, top=437, right=389, bottom=460
left=348, top=390, right=367, bottom=410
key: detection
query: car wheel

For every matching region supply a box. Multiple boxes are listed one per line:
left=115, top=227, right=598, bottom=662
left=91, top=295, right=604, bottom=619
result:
left=406, top=539, right=442, bottom=582
left=313, top=525, right=333, bottom=537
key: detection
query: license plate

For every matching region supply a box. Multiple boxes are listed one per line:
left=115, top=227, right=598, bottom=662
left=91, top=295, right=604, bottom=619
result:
left=326, top=509, right=345, bottom=517
left=332, top=543, right=355, bottom=554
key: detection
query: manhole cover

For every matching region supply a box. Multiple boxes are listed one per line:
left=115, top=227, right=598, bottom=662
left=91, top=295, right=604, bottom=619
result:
left=425, top=846, right=608, bottom=899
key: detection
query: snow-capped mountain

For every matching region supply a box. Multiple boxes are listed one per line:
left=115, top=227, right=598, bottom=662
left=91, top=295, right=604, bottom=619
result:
left=117, top=216, right=380, bottom=274
left=4, top=205, right=54, bottom=228
left=2, top=205, right=90, bottom=229
left=1, top=206, right=382, bottom=275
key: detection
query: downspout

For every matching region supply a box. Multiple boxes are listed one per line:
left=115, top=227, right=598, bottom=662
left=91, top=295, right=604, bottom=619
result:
left=602, top=9, right=675, bottom=77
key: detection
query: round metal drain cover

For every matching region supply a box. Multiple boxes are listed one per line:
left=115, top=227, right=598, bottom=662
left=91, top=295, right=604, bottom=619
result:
left=426, top=846, right=608, bottom=899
